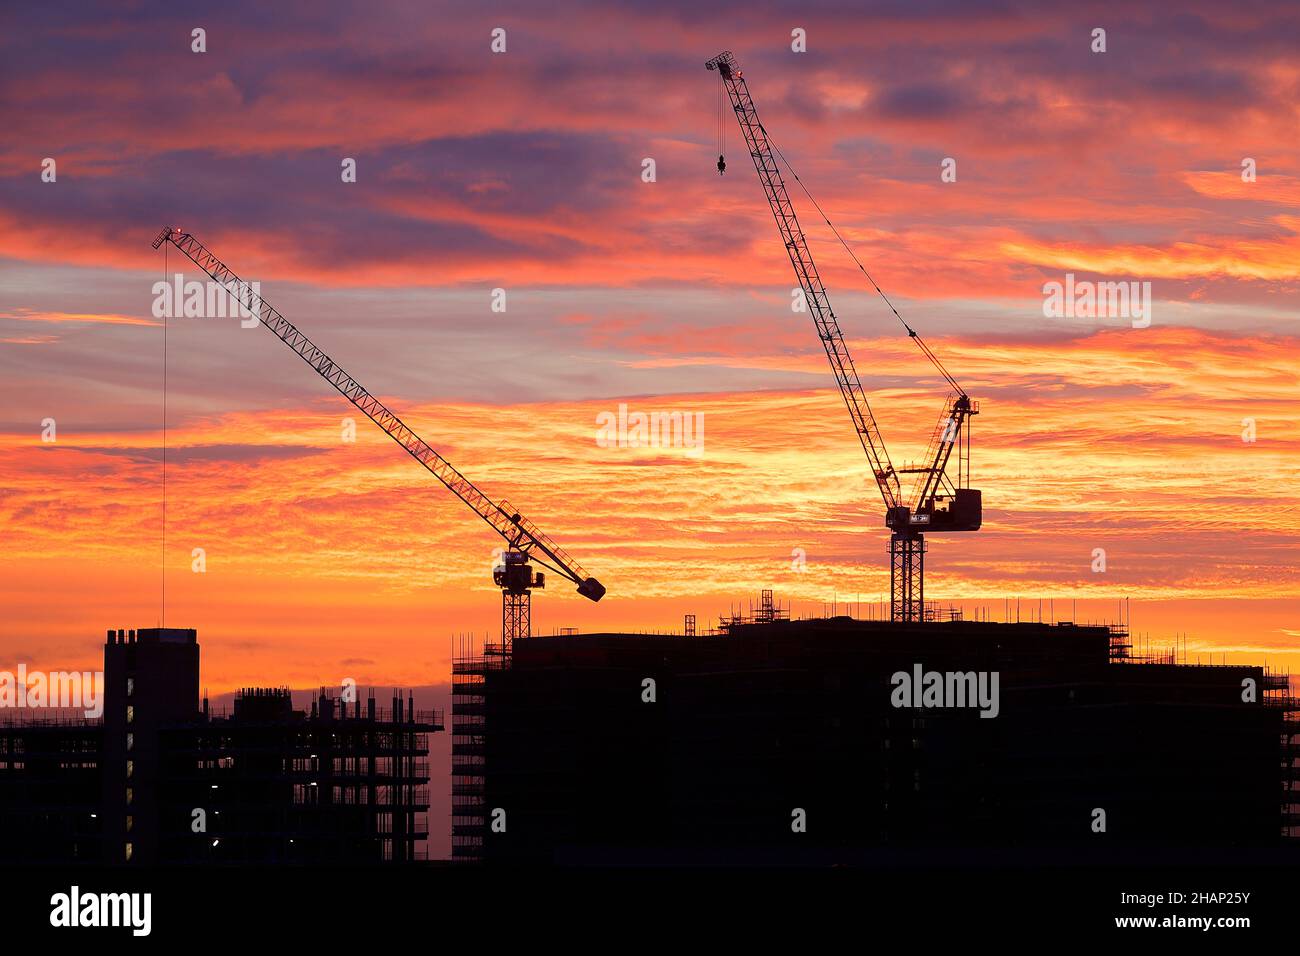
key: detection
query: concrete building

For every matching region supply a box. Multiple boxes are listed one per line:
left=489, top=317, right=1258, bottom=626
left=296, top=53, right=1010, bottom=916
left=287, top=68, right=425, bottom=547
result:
left=454, top=597, right=1297, bottom=863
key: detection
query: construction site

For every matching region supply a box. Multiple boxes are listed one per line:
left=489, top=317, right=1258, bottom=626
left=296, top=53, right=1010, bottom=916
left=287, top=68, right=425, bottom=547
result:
left=451, top=594, right=1297, bottom=863
left=440, top=50, right=1299, bottom=865
left=12, top=50, right=1285, bottom=869
left=0, top=627, right=443, bottom=865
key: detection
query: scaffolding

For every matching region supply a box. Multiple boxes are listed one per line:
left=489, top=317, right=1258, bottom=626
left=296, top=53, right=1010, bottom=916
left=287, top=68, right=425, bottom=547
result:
left=1261, top=668, right=1300, bottom=839
left=719, top=589, right=791, bottom=632
left=163, top=686, right=442, bottom=864
left=451, top=634, right=508, bottom=861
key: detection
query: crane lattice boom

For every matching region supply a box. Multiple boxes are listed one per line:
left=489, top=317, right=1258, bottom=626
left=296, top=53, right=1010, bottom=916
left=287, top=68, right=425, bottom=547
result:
left=706, top=52, right=901, bottom=512
left=151, top=227, right=605, bottom=606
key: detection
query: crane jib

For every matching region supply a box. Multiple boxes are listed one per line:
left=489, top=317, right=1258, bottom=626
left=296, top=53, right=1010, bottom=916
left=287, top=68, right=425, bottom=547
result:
left=151, top=227, right=604, bottom=602
left=706, top=53, right=979, bottom=530
left=708, top=58, right=900, bottom=513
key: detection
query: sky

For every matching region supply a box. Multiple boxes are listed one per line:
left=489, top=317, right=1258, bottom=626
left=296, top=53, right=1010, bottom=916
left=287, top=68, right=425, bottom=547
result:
left=1, top=0, right=1298, bottom=699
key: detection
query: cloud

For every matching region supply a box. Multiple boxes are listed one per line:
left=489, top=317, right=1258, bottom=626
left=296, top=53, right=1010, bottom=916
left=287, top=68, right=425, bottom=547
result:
left=51, top=443, right=332, bottom=465
left=3, top=0, right=1297, bottom=693
left=1, top=309, right=158, bottom=327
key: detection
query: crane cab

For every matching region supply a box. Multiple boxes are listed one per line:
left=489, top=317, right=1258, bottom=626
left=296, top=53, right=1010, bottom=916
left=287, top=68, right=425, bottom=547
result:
left=494, top=550, right=544, bottom=594
left=886, top=489, right=982, bottom=534
left=927, top=488, right=982, bottom=532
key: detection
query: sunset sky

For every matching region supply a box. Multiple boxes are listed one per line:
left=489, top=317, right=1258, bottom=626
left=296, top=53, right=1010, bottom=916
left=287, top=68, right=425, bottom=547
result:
left=2, top=0, right=1298, bottom=693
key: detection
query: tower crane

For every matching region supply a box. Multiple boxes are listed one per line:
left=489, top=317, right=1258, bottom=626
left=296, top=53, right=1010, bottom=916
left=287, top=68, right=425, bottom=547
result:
left=151, top=227, right=605, bottom=649
left=706, top=51, right=980, bottom=623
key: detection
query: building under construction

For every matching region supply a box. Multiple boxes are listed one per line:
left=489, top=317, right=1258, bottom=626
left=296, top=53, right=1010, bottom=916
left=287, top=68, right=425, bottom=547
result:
left=0, top=627, right=442, bottom=864
left=452, top=592, right=1298, bottom=864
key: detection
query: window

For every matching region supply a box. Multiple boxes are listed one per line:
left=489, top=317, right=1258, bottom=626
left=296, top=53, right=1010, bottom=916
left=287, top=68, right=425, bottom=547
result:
left=125, top=787, right=133, bottom=806
left=126, top=705, right=134, bottom=724
left=126, top=678, right=134, bottom=697
left=126, top=815, right=133, bottom=833
left=126, top=760, right=133, bottom=779
left=126, top=733, right=133, bottom=751
left=124, top=842, right=133, bottom=862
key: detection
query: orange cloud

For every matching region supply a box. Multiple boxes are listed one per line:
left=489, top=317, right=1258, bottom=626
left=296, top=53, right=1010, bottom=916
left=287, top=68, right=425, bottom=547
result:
left=3, top=328, right=1296, bottom=689
left=1, top=308, right=158, bottom=327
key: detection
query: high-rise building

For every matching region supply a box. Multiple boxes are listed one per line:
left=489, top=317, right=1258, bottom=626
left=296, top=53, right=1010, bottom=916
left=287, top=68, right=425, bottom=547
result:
left=455, top=608, right=1297, bottom=864
left=102, top=627, right=200, bottom=864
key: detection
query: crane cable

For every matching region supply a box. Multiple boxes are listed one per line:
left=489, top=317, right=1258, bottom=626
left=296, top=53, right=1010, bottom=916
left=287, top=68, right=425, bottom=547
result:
left=716, top=73, right=726, bottom=174
left=765, top=132, right=964, bottom=396
left=161, top=241, right=168, bottom=628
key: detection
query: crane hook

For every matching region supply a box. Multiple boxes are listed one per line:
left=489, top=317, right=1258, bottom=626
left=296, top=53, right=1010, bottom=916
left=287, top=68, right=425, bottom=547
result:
left=717, top=154, right=726, bottom=176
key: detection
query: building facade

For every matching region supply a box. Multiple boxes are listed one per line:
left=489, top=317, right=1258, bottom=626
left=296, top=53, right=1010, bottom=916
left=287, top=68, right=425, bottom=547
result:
left=456, top=612, right=1297, bottom=863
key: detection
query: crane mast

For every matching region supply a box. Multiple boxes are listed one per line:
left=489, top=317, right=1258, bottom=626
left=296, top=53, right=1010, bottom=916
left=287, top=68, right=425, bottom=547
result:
left=707, top=51, right=981, bottom=622
left=152, top=227, right=604, bottom=649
